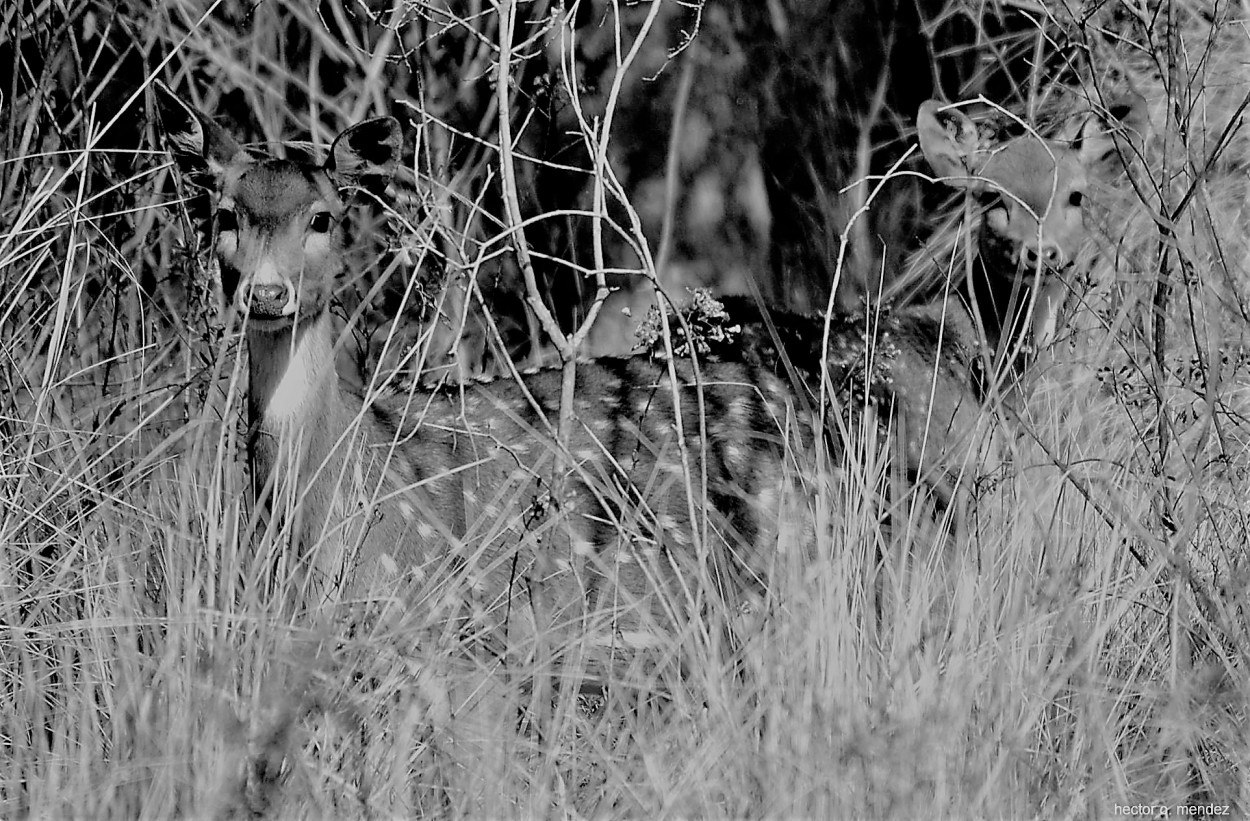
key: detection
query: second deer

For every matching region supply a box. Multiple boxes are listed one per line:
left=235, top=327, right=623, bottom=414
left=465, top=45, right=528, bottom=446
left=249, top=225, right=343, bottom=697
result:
left=711, top=93, right=1148, bottom=515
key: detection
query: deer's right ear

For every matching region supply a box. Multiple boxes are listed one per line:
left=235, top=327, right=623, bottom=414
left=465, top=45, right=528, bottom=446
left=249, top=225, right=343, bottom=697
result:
left=916, top=100, right=986, bottom=192
left=153, top=81, right=243, bottom=188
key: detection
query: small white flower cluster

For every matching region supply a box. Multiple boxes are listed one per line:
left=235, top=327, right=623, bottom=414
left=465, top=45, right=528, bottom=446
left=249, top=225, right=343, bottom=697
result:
left=635, top=288, right=742, bottom=359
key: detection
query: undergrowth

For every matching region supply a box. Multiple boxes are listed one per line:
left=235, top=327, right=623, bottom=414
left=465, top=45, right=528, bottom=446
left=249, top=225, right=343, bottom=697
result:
left=3, top=0, right=1250, bottom=818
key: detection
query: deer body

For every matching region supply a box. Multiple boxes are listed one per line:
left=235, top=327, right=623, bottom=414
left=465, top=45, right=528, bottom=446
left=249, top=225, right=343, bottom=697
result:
left=247, top=298, right=802, bottom=608
left=236, top=257, right=808, bottom=618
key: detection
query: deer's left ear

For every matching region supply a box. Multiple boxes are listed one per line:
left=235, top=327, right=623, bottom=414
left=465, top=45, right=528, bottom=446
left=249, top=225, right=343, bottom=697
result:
left=327, top=117, right=402, bottom=195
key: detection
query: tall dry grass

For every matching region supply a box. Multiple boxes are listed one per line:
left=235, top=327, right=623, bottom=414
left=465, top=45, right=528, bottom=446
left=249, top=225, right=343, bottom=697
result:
left=2, top=0, right=1249, bottom=817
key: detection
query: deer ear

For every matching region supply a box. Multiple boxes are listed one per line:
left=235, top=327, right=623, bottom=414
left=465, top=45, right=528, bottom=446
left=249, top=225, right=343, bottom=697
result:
left=1074, top=92, right=1151, bottom=178
left=327, top=117, right=402, bottom=195
left=916, top=100, right=987, bottom=191
left=153, top=81, right=244, bottom=188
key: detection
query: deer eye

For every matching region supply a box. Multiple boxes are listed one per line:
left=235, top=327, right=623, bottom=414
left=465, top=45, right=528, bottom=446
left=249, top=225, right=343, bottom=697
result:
left=216, top=208, right=238, bottom=233
left=1068, top=191, right=1084, bottom=207
left=309, top=212, right=333, bottom=233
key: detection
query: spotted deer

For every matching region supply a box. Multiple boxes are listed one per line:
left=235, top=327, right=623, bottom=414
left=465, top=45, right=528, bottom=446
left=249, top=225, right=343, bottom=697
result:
left=154, top=84, right=824, bottom=676
left=897, top=94, right=1148, bottom=490
left=706, top=93, right=1149, bottom=514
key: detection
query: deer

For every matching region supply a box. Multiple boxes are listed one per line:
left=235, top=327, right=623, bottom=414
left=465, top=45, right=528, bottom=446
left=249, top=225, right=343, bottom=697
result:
left=689, top=93, right=1149, bottom=521
left=896, top=93, right=1148, bottom=496
left=153, top=83, right=828, bottom=685
left=154, top=82, right=1146, bottom=665
left=911, top=94, right=1148, bottom=361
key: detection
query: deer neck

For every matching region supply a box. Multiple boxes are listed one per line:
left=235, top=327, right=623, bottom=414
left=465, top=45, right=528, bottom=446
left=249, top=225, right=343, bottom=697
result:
left=244, top=308, right=379, bottom=589
left=966, top=237, right=1034, bottom=358
left=245, top=310, right=351, bottom=488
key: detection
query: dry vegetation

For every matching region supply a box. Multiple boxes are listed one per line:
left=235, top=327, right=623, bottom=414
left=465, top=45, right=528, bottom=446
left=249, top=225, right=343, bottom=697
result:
left=3, top=0, right=1250, bottom=818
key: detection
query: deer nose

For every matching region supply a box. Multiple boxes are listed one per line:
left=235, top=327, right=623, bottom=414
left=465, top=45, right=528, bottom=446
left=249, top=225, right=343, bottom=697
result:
left=242, top=282, right=294, bottom=318
left=1020, top=243, right=1063, bottom=270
